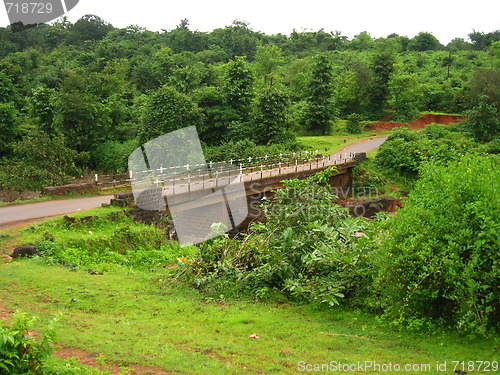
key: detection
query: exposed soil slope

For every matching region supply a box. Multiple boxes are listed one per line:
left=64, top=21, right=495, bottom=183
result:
left=366, top=113, right=466, bottom=131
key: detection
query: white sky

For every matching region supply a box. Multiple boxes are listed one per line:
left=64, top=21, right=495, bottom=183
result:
left=1, top=0, right=499, bottom=44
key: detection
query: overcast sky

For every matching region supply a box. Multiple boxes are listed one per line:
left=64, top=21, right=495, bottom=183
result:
left=1, top=0, right=499, bottom=44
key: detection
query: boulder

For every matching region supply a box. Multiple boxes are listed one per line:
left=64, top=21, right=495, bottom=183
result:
left=11, top=244, right=41, bottom=259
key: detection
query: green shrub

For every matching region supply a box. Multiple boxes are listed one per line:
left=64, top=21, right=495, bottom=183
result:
left=92, top=139, right=138, bottom=173
left=345, top=113, right=363, bottom=134
left=372, top=155, right=500, bottom=336
left=186, top=167, right=374, bottom=306
left=375, top=126, right=478, bottom=181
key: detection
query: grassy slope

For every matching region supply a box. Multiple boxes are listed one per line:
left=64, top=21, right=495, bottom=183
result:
left=0, top=208, right=498, bottom=374
left=1, top=262, right=498, bottom=374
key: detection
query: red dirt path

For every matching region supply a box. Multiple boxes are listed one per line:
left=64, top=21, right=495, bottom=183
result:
left=366, top=113, right=466, bottom=131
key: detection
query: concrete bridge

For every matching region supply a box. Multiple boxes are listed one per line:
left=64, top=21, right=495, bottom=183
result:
left=126, top=151, right=367, bottom=244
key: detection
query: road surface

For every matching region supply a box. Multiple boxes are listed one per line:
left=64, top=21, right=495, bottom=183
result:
left=0, top=195, right=114, bottom=228
left=0, top=137, right=389, bottom=228
left=339, top=136, right=388, bottom=154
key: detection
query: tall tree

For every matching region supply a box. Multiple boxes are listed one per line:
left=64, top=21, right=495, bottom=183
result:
left=369, top=47, right=395, bottom=116
left=407, top=32, right=443, bottom=51
left=254, top=88, right=291, bottom=144
left=139, top=85, right=203, bottom=144
left=53, top=74, right=112, bottom=156
left=303, top=54, right=335, bottom=135
left=223, top=56, right=255, bottom=123
left=253, top=44, right=284, bottom=87
left=388, top=65, right=421, bottom=122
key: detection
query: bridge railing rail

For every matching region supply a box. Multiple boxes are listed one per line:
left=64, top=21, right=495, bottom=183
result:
left=129, top=151, right=358, bottom=195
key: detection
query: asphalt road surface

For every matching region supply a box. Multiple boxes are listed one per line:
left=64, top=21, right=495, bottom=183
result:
left=339, top=136, right=388, bottom=154
left=0, top=195, right=114, bottom=228
left=0, top=137, right=389, bottom=228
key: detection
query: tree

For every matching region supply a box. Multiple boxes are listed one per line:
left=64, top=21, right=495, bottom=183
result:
left=468, top=30, right=500, bottom=51
left=0, top=131, right=82, bottom=191
left=348, top=31, right=375, bottom=50
left=194, top=86, right=236, bottom=145
left=345, top=113, right=363, bottom=134
left=388, top=65, right=421, bottom=122
left=0, top=102, right=21, bottom=157
left=254, top=88, right=292, bottom=144
left=164, top=19, right=208, bottom=53
left=368, top=48, right=395, bottom=116
left=467, top=69, right=500, bottom=110
left=446, top=38, right=473, bottom=51
left=30, top=86, right=56, bottom=135
left=253, top=44, right=284, bottom=87
left=407, top=32, right=443, bottom=51
left=0, top=71, right=22, bottom=156
left=53, top=74, right=112, bottom=157
left=223, top=56, right=255, bottom=123
left=302, top=54, right=335, bottom=135
left=465, top=97, right=500, bottom=141
left=335, top=58, right=371, bottom=116
left=209, top=21, right=260, bottom=60
left=70, top=14, right=114, bottom=44
left=373, top=155, right=500, bottom=335
left=139, top=85, right=203, bottom=144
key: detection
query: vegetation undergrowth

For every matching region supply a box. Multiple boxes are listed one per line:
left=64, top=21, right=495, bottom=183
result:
left=2, top=206, right=196, bottom=272
left=1, top=261, right=498, bottom=374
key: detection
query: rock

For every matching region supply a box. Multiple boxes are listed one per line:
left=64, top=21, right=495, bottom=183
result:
left=341, top=196, right=403, bottom=218
left=63, top=215, right=76, bottom=223
left=11, top=244, right=41, bottom=259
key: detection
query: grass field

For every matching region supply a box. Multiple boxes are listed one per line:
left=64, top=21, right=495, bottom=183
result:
left=0, top=207, right=498, bottom=374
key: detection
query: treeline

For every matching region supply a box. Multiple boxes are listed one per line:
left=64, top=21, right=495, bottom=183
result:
left=0, top=15, right=499, bottom=190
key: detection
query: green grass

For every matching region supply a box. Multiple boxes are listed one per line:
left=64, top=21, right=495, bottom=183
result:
left=0, top=209, right=498, bottom=374
left=0, top=261, right=497, bottom=375
left=0, top=206, right=196, bottom=273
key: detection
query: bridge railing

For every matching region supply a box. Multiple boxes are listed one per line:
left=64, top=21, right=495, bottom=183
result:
left=129, top=151, right=358, bottom=195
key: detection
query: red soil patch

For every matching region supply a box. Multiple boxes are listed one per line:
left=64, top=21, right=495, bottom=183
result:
left=55, top=348, right=171, bottom=375
left=366, top=113, right=466, bottom=131
left=0, top=299, right=170, bottom=374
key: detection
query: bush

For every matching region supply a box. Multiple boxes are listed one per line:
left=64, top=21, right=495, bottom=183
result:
left=0, top=312, right=112, bottom=374
left=375, top=126, right=478, bottom=181
left=0, top=131, right=83, bottom=192
left=186, top=167, right=374, bottom=306
left=345, top=113, right=363, bottom=134
left=92, top=139, right=138, bottom=173
left=372, top=155, right=500, bottom=336
left=0, top=312, right=56, bottom=374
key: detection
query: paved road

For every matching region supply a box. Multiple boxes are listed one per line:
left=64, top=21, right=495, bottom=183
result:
left=0, top=137, right=389, bottom=228
left=339, top=136, right=388, bottom=154
left=0, top=195, right=114, bottom=228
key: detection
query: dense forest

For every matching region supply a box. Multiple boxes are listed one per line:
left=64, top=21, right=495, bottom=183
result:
left=0, top=15, right=499, bottom=192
